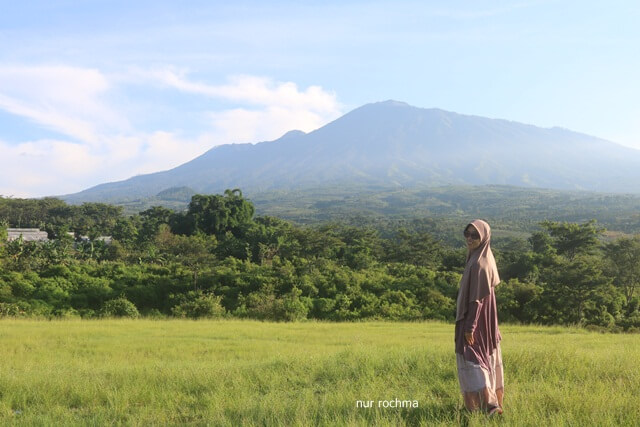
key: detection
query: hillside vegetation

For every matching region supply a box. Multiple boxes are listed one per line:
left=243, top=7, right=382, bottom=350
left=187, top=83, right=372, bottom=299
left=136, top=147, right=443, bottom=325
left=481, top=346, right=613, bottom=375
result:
left=102, top=184, right=640, bottom=240
left=1, top=189, right=639, bottom=331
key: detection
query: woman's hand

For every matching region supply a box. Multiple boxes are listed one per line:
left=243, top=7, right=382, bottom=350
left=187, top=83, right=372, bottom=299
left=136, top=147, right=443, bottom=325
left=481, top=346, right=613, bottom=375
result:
left=464, top=332, right=474, bottom=346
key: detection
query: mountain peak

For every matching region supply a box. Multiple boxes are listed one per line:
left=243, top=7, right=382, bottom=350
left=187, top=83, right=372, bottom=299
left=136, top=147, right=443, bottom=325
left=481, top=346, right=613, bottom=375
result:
left=357, top=100, right=413, bottom=111
left=62, top=100, right=640, bottom=203
left=280, top=129, right=306, bottom=140
left=377, top=100, right=411, bottom=107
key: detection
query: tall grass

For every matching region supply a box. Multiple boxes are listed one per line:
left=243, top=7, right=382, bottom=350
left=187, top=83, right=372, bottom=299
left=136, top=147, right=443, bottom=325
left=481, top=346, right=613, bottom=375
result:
left=0, top=319, right=637, bottom=426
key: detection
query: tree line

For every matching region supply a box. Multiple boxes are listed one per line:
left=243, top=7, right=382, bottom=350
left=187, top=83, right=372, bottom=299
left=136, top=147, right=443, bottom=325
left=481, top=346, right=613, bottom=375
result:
left=0, top=191, right=639, bottom=331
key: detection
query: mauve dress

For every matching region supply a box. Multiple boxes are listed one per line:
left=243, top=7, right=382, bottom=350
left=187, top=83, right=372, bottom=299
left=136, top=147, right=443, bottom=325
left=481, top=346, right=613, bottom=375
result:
left=455, top=286, right=504, bottom=397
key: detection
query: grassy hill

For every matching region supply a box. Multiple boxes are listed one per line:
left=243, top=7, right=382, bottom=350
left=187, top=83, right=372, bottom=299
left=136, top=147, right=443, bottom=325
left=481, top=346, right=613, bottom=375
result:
left=1, top=319, right=638, bottom=425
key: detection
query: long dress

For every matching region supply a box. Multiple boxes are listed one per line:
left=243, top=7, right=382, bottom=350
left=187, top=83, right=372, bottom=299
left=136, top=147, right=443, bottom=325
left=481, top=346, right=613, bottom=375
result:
left=455, top=219, right=504, bottom=409
left=455, top=288, right=503, bottom=403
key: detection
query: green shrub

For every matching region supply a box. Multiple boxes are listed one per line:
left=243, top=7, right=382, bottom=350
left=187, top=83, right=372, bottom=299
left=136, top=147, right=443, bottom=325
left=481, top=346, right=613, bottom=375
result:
left=78, top=308, right=96, bottom=319
left=239, top=287, right=309, bottom=322
left=53, top=307, right=80, bottom=319
left=99, top=297, right=140, bottom=318
left=171, top=292, right=226, bottom=319
left=143, top=308, right=167, bottom=319
left=0, top=302, right=29, bottom=317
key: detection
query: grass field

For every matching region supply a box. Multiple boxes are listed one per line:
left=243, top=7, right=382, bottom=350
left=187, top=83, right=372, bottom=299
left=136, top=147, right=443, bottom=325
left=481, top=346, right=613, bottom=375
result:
left=0, top=319, right=638, bottom=426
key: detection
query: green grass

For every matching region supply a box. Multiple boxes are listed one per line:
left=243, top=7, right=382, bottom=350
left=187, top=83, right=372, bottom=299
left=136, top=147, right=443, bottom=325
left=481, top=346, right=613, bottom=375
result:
left=0, top=319, right=638, bottom=426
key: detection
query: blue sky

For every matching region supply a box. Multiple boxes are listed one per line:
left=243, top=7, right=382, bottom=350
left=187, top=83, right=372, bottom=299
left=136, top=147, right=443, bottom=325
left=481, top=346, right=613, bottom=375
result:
left=1, top=0, right=639, bottom=197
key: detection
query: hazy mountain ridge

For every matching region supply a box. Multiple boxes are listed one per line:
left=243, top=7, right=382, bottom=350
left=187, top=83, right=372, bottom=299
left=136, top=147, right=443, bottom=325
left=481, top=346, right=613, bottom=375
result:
left=63, top=100, right=640, bottom=203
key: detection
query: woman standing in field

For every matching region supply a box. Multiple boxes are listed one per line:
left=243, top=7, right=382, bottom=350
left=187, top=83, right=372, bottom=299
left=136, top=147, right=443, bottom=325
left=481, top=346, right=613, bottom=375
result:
left=455, top=219, right=504, bottom=415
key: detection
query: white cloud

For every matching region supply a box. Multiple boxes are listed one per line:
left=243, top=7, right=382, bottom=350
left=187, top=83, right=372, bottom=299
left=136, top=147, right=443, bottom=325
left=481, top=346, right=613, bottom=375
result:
left=146, top=70, right=340, bottom=112
left=133, top=131, right=216, bottom=175
left=0, top=138, right=101, bottom=197
left=209, top=106, right=329, bottom=144
left=143, top=69, right=342, bottom=144
left=0, top=64, right=342, bottom=197
left=0, top=65, right=129, bottom=143
left=0, top=132, right=215, bottom=198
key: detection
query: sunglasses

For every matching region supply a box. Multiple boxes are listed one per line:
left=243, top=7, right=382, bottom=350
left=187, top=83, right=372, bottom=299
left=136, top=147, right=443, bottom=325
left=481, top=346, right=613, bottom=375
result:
left=463, top=230, right=480, bottom=240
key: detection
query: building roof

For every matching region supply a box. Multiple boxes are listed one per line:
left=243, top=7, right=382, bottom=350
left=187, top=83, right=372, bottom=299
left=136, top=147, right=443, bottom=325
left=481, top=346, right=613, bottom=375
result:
left=7, top=228, right=49, bottom=242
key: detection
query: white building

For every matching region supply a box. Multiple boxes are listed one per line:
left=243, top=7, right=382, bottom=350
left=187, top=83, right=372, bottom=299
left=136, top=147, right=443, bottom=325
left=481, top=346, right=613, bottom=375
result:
left=6, top=228, right=49, bottom=242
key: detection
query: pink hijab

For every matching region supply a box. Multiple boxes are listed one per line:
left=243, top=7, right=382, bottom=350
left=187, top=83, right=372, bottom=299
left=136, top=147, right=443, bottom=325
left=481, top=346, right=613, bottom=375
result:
left=455, top=219, right=500, bottom=322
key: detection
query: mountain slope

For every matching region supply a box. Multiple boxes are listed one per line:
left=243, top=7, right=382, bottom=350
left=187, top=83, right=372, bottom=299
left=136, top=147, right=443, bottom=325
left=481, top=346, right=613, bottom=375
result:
left=63, top=100, right=640, bottom=203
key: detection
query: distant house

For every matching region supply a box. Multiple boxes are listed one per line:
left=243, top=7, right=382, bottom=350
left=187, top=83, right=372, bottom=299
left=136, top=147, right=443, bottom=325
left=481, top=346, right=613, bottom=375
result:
left=75, top=235, right=113, bottom=245
left=7, top=228, right=49, bottom=242
left=5, top=228, right=112, bottom=244
left=96, top=236, right=113, bottom=245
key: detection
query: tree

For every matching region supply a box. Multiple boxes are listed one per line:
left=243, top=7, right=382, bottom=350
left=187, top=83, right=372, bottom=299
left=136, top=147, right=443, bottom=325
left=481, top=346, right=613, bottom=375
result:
left=0, top=220, right=7, bottom=259
left=3, top=237, right=45, bottom=271
left=223, top=189, right=255, bottom=231
left=604, top=236, right=640, bottom=305
left=139, top=206, right=174, bottom=242
left=112, top=217, right=140, bottom=247
left=539, top=254, right=610, bottom=324
left=0, top=196, right=67, bottom=228
left=539, top=220, right=604, bottom=261
left=529, top=231, right=556, bottom=256
left=316, top=224, right=382, bottom=269
left=243, top=216, right=300, bottom=264
left=179, top=190, right=255, bottom=237
left=72, top=203, right=123, bottom=240
left=495, top=278, right=542, bottom=323
left=154, top=225, right=217, bottom=291
left=40, top=236, right=74, bottom=267
left=382, top=228, right=444, bottom=268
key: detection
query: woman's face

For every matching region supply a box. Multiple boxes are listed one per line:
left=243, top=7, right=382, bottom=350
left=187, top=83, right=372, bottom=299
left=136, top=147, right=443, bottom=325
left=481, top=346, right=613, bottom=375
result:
left=464, top=225, right=482, bottom=250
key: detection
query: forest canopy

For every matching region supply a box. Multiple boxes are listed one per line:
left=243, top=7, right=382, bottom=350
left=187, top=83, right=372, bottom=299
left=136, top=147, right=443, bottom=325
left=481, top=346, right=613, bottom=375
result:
left=1, top=190, right=639, bottom=331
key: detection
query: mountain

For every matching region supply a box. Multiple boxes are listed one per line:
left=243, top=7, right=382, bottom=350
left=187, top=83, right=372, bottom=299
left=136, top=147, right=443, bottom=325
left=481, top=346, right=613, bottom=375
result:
left=63, top=100, right=640, bottom=204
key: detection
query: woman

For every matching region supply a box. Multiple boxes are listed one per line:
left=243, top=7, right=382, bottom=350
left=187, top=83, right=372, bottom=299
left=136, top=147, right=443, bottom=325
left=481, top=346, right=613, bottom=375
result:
left=455, top=219, right=504, bottom=415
